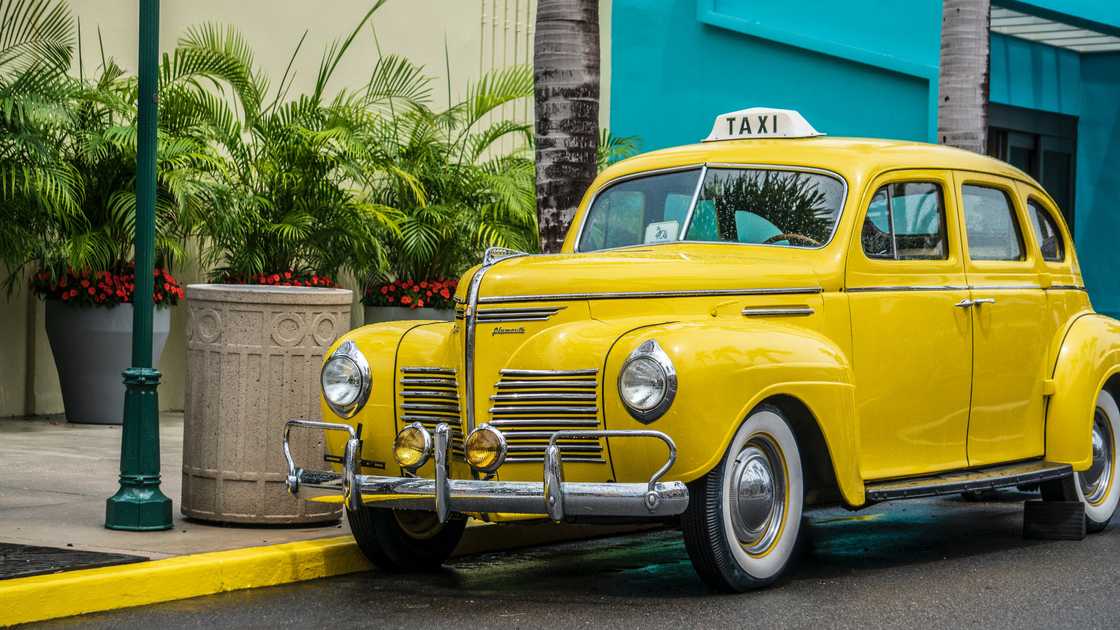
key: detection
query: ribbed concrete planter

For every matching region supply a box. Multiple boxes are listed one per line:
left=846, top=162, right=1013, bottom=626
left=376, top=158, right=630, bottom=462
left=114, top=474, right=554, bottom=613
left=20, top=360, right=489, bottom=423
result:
left=182, top=284, right=352, bottom=525
left=44, top=302, right=171, bottom=425
left=364, top=305, right=454, bottom=324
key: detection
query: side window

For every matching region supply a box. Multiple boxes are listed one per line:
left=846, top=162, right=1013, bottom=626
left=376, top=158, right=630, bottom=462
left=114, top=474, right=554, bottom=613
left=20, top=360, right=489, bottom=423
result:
left=1027, top=199, right=1065, bottom=262
left=861, top=182, right=948, bottom=260
left=961, top=185, right=1025, bottom=261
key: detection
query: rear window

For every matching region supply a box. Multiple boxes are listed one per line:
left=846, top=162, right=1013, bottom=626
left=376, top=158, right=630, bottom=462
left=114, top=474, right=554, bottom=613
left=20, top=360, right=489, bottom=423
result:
left=1027, top=198, right=1065, bottom=262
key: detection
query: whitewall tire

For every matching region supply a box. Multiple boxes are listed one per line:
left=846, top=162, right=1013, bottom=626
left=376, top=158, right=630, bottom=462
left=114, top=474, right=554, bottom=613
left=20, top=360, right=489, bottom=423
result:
left=681, top=404, right=804, bottom=592
left=1043, top=389, right=1120, bottom=533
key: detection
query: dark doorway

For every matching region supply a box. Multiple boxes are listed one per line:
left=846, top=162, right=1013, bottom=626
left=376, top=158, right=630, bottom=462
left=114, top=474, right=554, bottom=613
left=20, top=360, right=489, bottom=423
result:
left=987, top=104, right=1078, bottom=233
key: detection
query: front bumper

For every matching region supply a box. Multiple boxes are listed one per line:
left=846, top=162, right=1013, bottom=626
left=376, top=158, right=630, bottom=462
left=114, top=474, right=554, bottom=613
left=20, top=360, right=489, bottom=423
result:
left=282, top=420, right=689, bottom=523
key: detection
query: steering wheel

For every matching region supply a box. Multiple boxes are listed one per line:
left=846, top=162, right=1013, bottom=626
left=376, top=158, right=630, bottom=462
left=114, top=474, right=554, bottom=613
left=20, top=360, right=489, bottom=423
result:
left=762, top=232, right=820, bottom=246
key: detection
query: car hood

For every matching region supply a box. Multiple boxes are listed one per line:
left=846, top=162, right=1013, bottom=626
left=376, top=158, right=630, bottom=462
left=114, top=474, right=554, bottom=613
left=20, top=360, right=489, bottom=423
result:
left=463, top=243, right=825, bottom=302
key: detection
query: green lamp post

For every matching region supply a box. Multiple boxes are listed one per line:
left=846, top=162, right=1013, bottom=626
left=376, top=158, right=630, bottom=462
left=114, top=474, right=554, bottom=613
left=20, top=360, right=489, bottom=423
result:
left=105, top=0, right=173, bottom=531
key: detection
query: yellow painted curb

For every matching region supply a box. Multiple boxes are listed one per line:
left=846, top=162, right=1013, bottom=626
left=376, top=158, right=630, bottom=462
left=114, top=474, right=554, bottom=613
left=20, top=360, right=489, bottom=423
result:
left=0, top=536, right=370, bottom=627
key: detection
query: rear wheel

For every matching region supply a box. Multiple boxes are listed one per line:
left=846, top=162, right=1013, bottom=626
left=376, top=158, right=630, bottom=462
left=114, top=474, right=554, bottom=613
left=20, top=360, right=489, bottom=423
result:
left=1041, top=389, right=1120, bottom=533
left=347, top=506, right=466, bottom=571
left=681, top=404, right=804, bottom=592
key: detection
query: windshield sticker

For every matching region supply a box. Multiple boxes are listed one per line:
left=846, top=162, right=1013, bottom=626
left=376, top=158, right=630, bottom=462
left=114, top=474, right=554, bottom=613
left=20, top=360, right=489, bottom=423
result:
left=645, top=221, right=680, bottom=244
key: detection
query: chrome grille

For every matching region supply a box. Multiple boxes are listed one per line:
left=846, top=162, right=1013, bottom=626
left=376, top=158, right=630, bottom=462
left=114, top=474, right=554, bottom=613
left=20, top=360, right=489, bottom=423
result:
left=399, top=367, right=463, bottom=456
left=488, top=368, right=604, bottom=464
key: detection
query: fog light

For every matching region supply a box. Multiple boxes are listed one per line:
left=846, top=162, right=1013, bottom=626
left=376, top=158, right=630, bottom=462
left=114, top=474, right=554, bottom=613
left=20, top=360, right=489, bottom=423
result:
left=394, top=423, right=432, bottom=469
left=464, top=424, right=507, bottom=473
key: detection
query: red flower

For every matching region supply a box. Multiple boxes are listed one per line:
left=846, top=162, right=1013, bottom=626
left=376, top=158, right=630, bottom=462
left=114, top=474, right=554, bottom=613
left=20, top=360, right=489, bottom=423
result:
left=416, top=299, right=424, bottom=308
left=387, top=296, right=395, bottom=303
left=87, top=287, right=95, bottom=295
left=401, top=295, right=413, bottom=306
left=420, top=280, right=429, bottom=289
left=379, top=286, right=389, bottom=295
left=440, top=288, right=450, bottom=298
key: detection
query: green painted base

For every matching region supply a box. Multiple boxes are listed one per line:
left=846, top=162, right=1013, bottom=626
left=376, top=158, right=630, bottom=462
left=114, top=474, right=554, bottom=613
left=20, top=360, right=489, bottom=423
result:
left=105, top=486, right=173, bottom=531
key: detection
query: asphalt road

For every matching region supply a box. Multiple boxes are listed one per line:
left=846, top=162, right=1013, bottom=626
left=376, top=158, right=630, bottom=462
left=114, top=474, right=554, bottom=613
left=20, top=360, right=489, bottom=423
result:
left=36, top=492, right=1120, bottom=629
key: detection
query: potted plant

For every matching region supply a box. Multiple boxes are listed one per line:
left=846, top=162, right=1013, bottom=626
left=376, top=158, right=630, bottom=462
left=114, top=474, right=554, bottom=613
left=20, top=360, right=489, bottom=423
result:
left=1, top=2, right=221, bottom=424
left=362, top=278, right=458, bottom=323
left=358, top=64, right=540, bottom=324
left=176, top=7, right=410, bottom=524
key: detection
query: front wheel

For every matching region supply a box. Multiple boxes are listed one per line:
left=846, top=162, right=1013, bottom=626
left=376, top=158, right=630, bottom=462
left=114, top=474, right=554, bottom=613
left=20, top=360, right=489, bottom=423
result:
left=1041, top=389, right=1120, bottom=533
left=681, top=404, right=805, bottom=592
left=347, top=506, right=466, bottom=571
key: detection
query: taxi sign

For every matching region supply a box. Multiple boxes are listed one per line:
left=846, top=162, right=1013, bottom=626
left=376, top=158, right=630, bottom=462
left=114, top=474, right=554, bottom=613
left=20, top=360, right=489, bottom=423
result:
left=703, top=107, right=823, bottom=142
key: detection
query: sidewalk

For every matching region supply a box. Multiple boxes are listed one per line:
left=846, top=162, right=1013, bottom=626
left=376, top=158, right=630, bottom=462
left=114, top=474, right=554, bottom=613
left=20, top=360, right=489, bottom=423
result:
left=0, top=413, right=347, bottom=560
left=0, top=414, right=651, bottom=625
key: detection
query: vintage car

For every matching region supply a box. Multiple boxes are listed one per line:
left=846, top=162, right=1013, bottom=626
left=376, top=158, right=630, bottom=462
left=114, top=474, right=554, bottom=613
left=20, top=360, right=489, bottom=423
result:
left=283, top=107, right=1120, bottom=592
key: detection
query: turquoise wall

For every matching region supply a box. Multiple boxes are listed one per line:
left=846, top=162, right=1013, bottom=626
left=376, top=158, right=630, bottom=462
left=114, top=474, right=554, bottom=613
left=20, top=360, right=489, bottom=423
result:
left=610, top=0, right=1120, bottom=317
left=1074, top=52, right=1120, bottom=318
left=609, top=0, right=939, bottom=151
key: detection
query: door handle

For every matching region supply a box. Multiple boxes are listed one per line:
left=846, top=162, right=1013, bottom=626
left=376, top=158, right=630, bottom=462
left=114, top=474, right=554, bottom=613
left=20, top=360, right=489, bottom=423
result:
left=955, top=297, right=996, bottom=308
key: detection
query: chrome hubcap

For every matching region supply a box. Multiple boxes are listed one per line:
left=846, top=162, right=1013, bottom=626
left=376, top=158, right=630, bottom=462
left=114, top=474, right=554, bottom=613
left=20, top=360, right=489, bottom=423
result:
left=729, top=437, right=786, bottom=555
left=1079, top=408, right=1114, bottom=506
left=393, top=510, right=443, bottom=539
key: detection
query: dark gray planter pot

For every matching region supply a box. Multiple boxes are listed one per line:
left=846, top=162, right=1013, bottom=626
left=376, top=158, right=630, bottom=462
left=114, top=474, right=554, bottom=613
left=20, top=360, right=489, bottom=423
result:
left=44, top=301, right=171, bottom=425
left=364, top=305, right=454, bottom=324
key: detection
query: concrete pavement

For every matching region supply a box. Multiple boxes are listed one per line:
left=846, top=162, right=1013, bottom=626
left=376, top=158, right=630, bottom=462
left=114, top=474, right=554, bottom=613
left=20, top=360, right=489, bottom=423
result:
left=0, top=414, right=347, bottom=560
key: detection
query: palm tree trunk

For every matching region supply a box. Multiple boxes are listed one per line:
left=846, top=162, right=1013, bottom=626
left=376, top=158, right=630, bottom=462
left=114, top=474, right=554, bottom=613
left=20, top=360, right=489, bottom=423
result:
left=938, top=0, right=991, bottom=154
left=533, top=0, right=599, bottom=253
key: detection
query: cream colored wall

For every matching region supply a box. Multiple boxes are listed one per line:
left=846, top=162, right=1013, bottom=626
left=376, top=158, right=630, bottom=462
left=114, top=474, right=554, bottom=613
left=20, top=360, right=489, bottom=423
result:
left=0, top=0, right=611, bottom=417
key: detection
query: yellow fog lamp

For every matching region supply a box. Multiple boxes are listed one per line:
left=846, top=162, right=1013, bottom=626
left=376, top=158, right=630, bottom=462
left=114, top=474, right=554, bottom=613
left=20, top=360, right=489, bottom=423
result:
left=394, top=423, right=433, bottom=470
left=464, top=424, right=507, bottom=473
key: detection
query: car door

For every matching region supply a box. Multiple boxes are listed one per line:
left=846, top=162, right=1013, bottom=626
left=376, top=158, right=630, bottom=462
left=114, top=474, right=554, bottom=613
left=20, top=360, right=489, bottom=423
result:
left=846, top=170, right=972, bottom=480
left=955, top=172, right=1049, bottom=467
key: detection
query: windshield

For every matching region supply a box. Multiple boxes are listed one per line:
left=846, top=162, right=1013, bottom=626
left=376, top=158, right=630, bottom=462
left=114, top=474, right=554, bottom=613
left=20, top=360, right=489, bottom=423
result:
left=577, top=166, right=846, bottom=252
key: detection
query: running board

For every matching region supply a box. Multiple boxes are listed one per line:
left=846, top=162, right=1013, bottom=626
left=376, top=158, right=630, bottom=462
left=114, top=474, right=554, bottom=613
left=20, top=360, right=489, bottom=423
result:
left=865, top=460, right=1073, bottom=502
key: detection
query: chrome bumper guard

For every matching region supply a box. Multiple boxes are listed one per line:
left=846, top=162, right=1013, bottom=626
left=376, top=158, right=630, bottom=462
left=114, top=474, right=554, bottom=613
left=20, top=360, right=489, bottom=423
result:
left=282, top=420, right=689, bottom=523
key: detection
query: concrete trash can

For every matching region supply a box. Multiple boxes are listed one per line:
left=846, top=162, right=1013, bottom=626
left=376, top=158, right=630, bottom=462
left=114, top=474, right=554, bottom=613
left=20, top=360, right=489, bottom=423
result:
left=181, top=284, right=353, bottom=524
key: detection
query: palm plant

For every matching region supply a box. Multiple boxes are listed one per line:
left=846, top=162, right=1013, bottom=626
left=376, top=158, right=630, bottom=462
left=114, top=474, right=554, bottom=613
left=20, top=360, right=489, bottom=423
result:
left=0, top=0, right=78, bottom=286
left=361, top=63, right=538, bottom=290
left=178, top=2, right=416, bottom=285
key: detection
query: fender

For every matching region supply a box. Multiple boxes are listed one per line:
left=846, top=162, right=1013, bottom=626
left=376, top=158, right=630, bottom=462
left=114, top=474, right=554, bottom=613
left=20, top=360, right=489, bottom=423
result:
left=321, top=320, right=442, bottom=471
left=601, top=320, right=863, bottom=506
left=1046, top=313, right=1120, bottom=469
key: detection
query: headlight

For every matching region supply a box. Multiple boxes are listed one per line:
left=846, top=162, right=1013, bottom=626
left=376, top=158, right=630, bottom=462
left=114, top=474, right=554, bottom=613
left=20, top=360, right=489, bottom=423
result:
left=394, top=423, right=432, bottom=469
left=320, top=340, right=371, bottom=418
left=618, top=339, right=677, bottom=423
left=464, top=424, right=507, bottom=473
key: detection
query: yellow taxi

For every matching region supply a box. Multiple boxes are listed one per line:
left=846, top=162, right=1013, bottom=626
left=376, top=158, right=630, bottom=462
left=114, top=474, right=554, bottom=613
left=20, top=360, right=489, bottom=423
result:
left=283, top=107, right=1120, bottom=592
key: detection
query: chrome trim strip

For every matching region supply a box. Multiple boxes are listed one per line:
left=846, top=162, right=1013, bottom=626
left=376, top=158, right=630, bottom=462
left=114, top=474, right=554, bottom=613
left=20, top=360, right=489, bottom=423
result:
left=489, top=405, right=598, bottom=415
left=487, top=418, right=600, bottom=427
left=401, top=390, right=458, bottom=400
left=402, top=402, right=460, bottom=412
left=1049, top=284, right=1087, bottom=291
left=574, top=162, right=850, bottom=254
left=847, top=284, right=1048, bottom=293
left=742, top=306, right=814, bottom=317
left=464, top=248, right=530, bottom=432
left=491, top=392, right=597, bottom=402
left=499, top=431, right=602, bottom=440
left=506, top=456, right=606, bottom=464
left=495, top=380, right=598, bottom=389
left=509, top=444, right=601, bottom=452
left=400, top=377, right=457, bottom=388
left=479, top=286, right=823, bottom=304
left=401, top=367, right=456, bottom=375
left=846, top=285, right=969, bottom=293
left=499, top=368, right=599, bottom=377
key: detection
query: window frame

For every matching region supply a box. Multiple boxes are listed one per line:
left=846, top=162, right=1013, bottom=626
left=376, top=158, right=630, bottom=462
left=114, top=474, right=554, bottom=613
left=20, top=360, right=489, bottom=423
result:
left=859, top=180, right=951, bottom=262
left=959, top=182, right=1030, bottom=263
left=572, top=162, right=849, bottom=254
left=1025, top=195, right=1067, bottom=264
left=955, top=174, right=1037, bottom=270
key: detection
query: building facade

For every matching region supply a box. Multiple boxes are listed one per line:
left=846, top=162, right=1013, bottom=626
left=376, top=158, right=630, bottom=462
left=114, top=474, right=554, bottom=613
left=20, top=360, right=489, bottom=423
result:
left=609, top=0, right=1120, bottom=317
